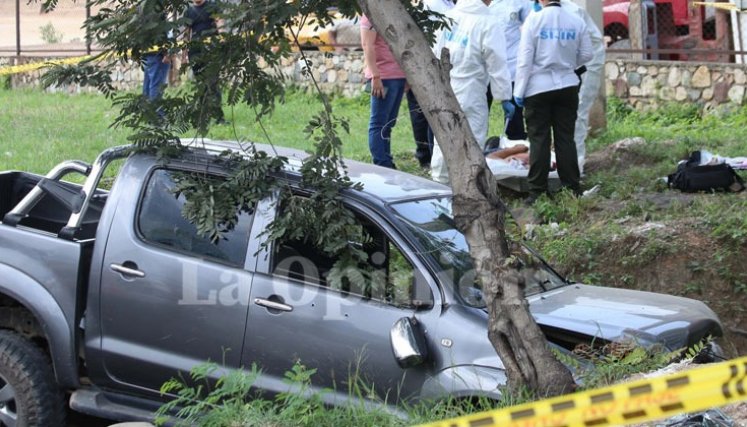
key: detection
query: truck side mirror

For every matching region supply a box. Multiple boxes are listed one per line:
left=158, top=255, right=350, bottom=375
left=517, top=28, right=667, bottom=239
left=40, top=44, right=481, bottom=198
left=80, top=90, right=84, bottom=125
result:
left=389, top=317, right=428, bottom=369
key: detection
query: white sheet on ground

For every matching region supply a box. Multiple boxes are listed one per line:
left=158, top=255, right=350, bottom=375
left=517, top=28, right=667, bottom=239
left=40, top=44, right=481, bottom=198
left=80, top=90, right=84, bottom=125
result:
left=486, top=138, right=559, bottom=181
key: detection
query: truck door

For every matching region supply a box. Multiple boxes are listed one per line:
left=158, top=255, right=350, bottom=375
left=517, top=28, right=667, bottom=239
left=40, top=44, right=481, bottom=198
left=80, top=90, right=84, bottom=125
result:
left=243, top=195, right=438, bottom=403
left=97, top=168, right=255, bottom=394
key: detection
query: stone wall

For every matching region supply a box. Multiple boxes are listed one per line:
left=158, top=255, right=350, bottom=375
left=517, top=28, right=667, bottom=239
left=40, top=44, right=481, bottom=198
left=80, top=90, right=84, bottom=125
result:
left=605, top=60, right=747, bottom=110
left=7, top=53, right=747, bottom=110
left=5, top=52, right=369, bottom=96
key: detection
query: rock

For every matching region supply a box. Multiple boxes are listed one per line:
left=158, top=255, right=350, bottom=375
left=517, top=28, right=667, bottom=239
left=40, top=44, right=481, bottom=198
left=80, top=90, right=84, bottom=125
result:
left=735, top=68, right=746, bottom=85
left=691, top=65, right=711, bottom=88
left=628, top=71, right=642, bottom=86
left=728, top=85, right=745, bottom=104
left=641, top=75, right=657, bottom=96
left=675, top=86, right=688, bottom=101
left=606, top=62, right=619, bottom=80
left=667, top=67, right=682, bottom=87
left=659, top=86, right=674, bottom=101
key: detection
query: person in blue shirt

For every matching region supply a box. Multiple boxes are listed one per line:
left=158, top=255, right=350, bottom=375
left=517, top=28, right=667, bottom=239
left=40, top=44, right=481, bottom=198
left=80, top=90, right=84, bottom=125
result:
left=139, top=0, right=172, bottom=121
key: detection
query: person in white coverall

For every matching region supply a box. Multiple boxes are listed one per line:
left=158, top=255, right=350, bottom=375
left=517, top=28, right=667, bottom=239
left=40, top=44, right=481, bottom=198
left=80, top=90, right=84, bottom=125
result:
left=431, top=0, right=514, bottom=184
left=514, top=0, right=592, bottom=202
left=561, top=0, right=605, bottom=174
left=488, top=0, right=533, bottom=140
left=424, top=0, right=455, bottom=15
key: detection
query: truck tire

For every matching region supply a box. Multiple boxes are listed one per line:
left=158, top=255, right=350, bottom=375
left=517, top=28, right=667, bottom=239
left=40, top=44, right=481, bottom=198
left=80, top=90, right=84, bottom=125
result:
left=0, top=330, right=66, bottom=427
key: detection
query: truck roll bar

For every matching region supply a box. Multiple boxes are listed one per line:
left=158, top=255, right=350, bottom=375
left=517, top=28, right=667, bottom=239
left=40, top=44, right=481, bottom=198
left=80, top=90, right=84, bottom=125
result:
left=59, top=145, right=132, bottom=240
left=3, top=160, right=92, bottom=227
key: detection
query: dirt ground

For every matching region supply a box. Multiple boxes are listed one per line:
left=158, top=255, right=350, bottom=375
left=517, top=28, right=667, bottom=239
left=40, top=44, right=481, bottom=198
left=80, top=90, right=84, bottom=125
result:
left=0, top=0, right=90, bottom=53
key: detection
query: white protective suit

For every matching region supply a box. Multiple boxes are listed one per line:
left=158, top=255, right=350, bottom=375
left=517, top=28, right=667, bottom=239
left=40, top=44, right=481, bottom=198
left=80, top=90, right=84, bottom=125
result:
left=424, top=0, right=455, bottom=15
left=561, top=0, right=605, bottom=174
left=430, top=0, right=513, bottom=184
left=488, top=0, right=534, bottom=81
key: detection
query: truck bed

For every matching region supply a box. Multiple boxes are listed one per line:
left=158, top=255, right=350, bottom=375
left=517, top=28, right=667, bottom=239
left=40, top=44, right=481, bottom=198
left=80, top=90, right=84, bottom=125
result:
left=0, top=171, right=105, bottom=240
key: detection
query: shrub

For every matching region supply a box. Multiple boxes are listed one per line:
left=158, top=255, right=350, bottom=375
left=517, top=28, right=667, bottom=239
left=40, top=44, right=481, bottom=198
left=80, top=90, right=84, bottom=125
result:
left=39, top=22, right=64, bottom=44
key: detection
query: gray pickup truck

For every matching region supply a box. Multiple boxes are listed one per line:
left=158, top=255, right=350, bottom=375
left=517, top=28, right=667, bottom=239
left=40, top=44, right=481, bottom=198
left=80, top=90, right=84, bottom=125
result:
left=0, top=141, right=724, bottom=425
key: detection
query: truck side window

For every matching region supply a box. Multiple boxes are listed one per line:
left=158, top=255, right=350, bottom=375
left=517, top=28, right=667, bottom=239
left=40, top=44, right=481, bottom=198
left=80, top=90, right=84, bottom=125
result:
left=271, top=197, right=433, bottom=309
left=137, top=169, right=252, bottom=266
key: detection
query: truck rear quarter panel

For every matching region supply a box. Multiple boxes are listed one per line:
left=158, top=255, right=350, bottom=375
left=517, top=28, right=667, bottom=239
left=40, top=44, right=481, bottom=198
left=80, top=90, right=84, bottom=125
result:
left=0, top=226, right=92, bottom=386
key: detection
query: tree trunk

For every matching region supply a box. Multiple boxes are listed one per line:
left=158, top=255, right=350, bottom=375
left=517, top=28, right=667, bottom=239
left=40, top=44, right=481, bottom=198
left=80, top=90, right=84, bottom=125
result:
left=358, top=0, right=575, bottom=396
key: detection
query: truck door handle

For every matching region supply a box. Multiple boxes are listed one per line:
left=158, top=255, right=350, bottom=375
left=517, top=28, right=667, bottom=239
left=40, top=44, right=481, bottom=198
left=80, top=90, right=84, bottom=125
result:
left=110, top=263, right=146, bottom=278
left=254, top=298, right=293, bottom=313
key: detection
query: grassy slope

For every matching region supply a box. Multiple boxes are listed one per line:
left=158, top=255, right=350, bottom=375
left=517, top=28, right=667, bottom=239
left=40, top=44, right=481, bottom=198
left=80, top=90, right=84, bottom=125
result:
left=0, top=87, right=508, bottom=174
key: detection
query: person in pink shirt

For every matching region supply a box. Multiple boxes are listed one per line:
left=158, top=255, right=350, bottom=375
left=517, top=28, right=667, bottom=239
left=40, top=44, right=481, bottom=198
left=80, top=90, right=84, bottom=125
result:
left=360, top=14, right=407, bottom=168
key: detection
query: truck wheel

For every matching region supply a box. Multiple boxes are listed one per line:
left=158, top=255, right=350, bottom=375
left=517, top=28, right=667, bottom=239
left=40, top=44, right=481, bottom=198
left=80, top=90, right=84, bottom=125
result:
left=0, top=330, right=66, bottom=427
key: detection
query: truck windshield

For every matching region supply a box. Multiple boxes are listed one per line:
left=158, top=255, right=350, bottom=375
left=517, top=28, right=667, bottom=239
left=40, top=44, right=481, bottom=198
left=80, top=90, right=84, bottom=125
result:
left=390, top=197, right=567, bottom=308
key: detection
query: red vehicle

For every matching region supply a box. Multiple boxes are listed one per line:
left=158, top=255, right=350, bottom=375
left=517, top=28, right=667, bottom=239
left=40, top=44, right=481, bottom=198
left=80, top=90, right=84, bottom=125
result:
left=603, top=0, right=691, bottom=44
left=604, top=0, right=728, bottom=61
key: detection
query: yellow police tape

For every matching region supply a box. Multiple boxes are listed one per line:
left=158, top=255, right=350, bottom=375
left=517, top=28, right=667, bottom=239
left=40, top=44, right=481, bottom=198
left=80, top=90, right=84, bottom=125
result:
left=416, top=356, right=747, bottom=427
left=693, top=1, right=745, bottom=12
left=0, top=55, right=93, bottom=76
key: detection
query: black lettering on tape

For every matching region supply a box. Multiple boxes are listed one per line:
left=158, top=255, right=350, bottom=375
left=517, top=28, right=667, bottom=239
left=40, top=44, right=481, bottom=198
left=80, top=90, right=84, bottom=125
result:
left=622, top=410, right=647, bottom=419
left=585, top=417, right=608, bottom=426
left=628, top=384, right=652, bottom=396
left=660, top=402, right=685, bottom=412
left=666, top=376, right=689, bottom=388
left=510, top=408, right=536, bottom=420
left=469, top=417, right=495, bottom=427
left=551, top=400, right=575, bottom=412
left=590, top=392, right=614, bottom=404
left=723, top=382, right=732, bottom=399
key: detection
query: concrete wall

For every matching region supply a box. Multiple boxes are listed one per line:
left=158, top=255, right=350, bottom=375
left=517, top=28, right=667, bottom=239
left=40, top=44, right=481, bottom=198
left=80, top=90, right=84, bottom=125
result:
left=7, top=52, right=747, bottom=110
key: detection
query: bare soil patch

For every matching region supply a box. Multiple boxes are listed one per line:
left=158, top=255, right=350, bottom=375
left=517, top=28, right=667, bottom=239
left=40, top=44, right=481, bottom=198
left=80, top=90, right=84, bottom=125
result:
left=561, top=139, right=747, bottom=358
left=0, top=0, right=90, bottom=53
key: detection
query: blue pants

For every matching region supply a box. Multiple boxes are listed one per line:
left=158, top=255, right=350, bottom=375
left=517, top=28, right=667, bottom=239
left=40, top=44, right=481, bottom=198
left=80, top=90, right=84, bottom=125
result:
left=142, top=53, right=170, bottom=101
left=368, top=78, right=406, bottom=168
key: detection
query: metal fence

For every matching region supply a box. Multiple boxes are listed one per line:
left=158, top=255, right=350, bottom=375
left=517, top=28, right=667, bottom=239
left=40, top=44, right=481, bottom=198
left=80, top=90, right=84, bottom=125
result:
left=604, top=0, right=747, bottom=64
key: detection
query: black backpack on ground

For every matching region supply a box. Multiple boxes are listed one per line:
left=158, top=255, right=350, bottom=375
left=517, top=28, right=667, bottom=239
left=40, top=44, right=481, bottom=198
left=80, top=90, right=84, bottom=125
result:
left=667, top=151, right=745, bottom=193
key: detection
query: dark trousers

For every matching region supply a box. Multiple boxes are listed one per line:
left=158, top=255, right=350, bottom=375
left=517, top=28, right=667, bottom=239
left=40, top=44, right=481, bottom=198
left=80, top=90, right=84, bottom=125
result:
left=406, top=90, right=433, bottom=167
left=486, top=82, right=527, bottom=140
left=524, top=85, right=581, bottom=195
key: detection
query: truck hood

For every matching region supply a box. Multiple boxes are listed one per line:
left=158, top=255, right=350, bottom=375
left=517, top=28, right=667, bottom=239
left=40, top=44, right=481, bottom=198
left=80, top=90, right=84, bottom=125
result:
left=528, top=284, right=722, bottom=350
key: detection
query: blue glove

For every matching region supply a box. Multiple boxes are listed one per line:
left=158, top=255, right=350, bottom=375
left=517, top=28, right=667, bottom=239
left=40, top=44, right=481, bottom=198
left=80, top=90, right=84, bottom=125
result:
left=514, top=96, right=524, bottom=108
left=533, top=0, right=542, bottom=11
left=501, top=100, right=516, bottom=121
